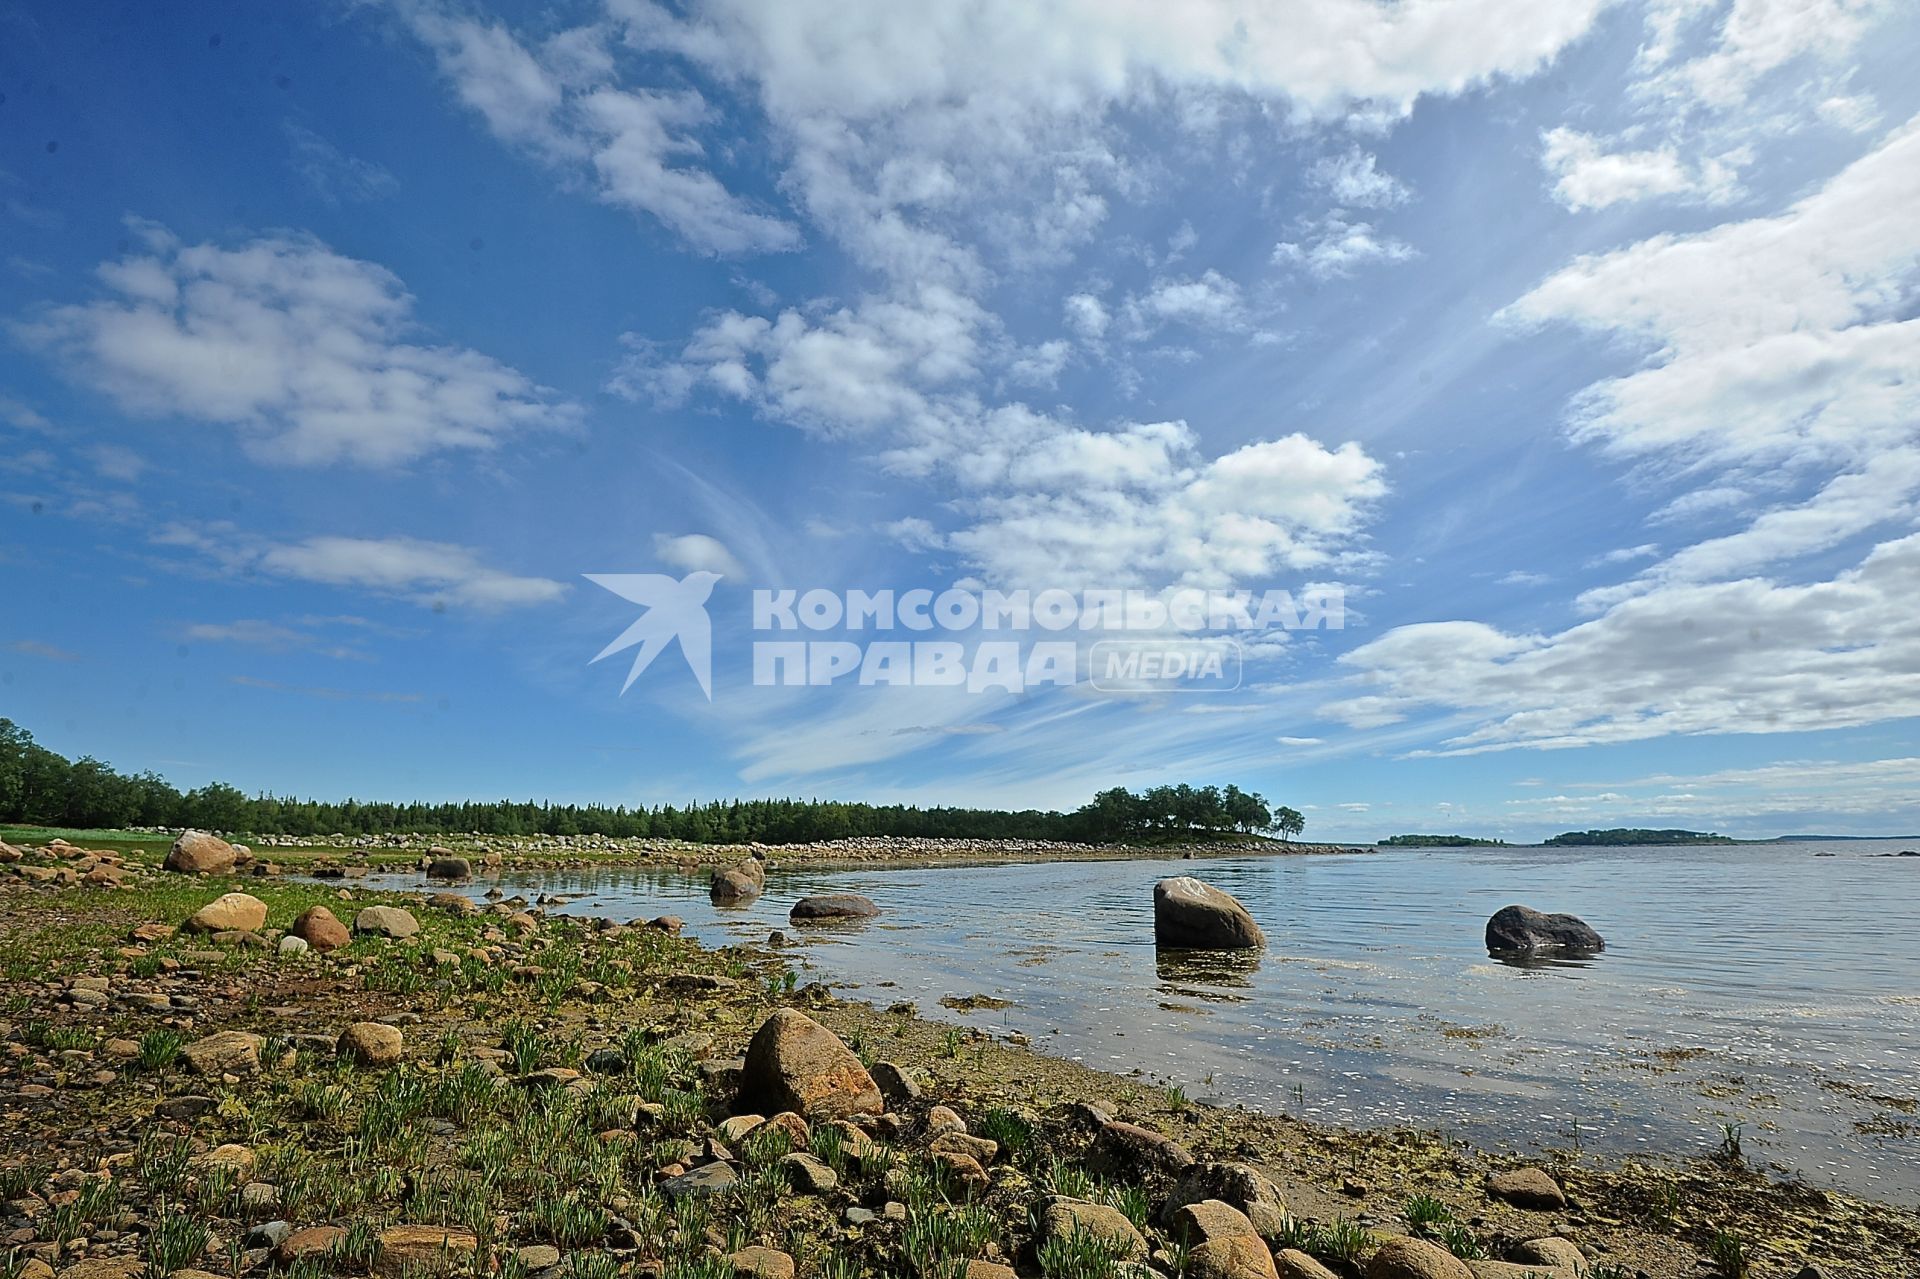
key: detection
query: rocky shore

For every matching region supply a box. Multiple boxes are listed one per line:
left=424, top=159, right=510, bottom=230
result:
left=105, top=831, right=1373, bottom=876
left=3, top=835, right=1914, bottom=1279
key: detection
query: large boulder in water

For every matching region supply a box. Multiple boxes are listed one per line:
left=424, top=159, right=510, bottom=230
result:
left=426, top=855, right=471, bottom=882
left=166, top=830, right=239, bottom=875
left=789, top=894, right=879, bottom=923
left=1154, top=877, right=1264, bottom=950
left=711, top=858, right=766, bottom=903
left=710, top=866, right=764, bottom=903
left=1485, top=904, right=1604, bottom=954
left=740, top=1008, right=883, bottom=1119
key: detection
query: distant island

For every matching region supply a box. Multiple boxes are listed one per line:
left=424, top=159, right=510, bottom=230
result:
left=1545, top=827, right=1736, bottom=846
left=1376, top=834, right=1509, bottom=847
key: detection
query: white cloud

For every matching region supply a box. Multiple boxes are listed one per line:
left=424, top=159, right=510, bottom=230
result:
left=1273, top=215, right=1415, bottom=277
left=1539, top=0, right=1899, bottom=212
left=651, top=532, right=745, bottom=578
left=86, top=444, right=147, bottom=483
left=631, top=290, right=1386, bottom=587
left=1539, top=127, right=1746, bottom=210
left=284, top=121, right=399, bottom=204
left=1121, top=271, right=1249, bottom=338
left=1063, top=293, right=1111, bottom=341
left=1310, top=147, right=1411, bottom=208
left=16, top=223, right=578, bottom=468
left=1353, top=115, right=1920, bottom=752
left=1639, top=0, right=1895, bottom=112
left=1509, top=111, right=1920, bottom=506
left=156, top=524, right=567, bottom=611
left=400, top=7, right=800, bottom=256
left=1328, top=529, right=1920, bottom=751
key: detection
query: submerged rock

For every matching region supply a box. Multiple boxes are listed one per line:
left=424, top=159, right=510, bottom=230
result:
left=1153, top=876, right=1264, bottom=949
left=789, top=893, right=879, bottom=923
left=1484, top=905, right=1603, bottom=954
left=711, top=861, right=765, bottom=903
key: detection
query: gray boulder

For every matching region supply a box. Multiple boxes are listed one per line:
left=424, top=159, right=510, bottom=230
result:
left=789, top=894, right=879, bottom=923
left=1153, top=876, right=1264, bottom=949
left=1485, top=904, right=1603, bottom=953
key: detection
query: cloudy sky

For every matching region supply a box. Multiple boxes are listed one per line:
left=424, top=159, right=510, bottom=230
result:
left=4, top=0, right=1919, bottom=841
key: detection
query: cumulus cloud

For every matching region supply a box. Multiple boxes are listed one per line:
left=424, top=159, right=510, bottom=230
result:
left=399, top=6, right=799, bottom=256
left=15, top=223, right=578, bottom=468
left=1536, top=0, right=1899, bottom=212
left=623, top=288, right=1385, bottom=587
left=1310, top=147, right=1411, bottom=208
left=1273, top=215, right=1415, bottom=278
left=1539, top=127, right=1746, bottom=210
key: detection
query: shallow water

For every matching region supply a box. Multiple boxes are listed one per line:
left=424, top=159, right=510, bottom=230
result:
left=360, top=842, right=1920, bottom=1196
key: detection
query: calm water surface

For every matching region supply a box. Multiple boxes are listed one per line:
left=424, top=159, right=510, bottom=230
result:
left=367, top=843, right=1920, bottom=1197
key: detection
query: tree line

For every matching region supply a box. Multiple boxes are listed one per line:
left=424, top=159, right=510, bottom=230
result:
left=0, top=719, right=1305, bottom=846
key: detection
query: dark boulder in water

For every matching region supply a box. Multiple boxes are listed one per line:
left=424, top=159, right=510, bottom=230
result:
left=1153, top=876, right=1264, bottom=950
left=1486, top=904, right=1604, bottom=953
left=789, top=893, right=879, bottom=922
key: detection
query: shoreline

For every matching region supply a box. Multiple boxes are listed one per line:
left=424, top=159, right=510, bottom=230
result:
left=204, top=833, right=1376, bottom=875
left=2, top=835, right=1916, bottom=1277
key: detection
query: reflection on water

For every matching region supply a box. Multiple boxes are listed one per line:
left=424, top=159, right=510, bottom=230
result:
left=1154, top=947, right=1262, bottom=997
left=332, top=842, right=1920, bottom=1196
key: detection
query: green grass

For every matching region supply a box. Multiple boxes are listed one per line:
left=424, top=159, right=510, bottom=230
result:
left=0, top=825, right=174, bottom=849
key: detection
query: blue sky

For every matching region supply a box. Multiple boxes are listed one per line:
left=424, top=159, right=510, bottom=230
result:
left=4, top=0, right=1919, bottom=841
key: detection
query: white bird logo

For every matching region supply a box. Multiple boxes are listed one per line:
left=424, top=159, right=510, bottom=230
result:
left=585, top=570, right=721, bottom=699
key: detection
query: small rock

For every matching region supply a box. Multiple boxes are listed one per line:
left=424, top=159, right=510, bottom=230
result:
left=156, top=1094, right=218, bottom=1120
left=1086, top=1120, right=1194, bottom=1178
left=277, top=1226, right=346, bottom=1264
left=926, top=1104, right=966, bottom=1135
left=1508, top=1238, right=1583, bottom=1268
left=515, top=1247, right=561, bottom=1271
left=182, top=1030, right=264, bottom=1076
left=339, top=1022, right=406, bottom=1067
left=1365, top=1237, right=1472, bottom=1279
left=1275, top=1252, right=1339, bottom=1279
left=373, top=1225, right=477, bottom=1278
left=353, top=905, right=419, bottom=940
left=727, top=1247, right=794, bottom=1279
left=1486, top=1168, right=1566, bottom=1211
left=871, top=1060, right=922, bottom=1103
left=660, top=1163, right=738, bottom=1199
left=185, top=892, right=268, bottom=934
left=780, top=1152, right=837, bottom=1194
left=1039, top=1198, right=1147, bottom=1260
left=278, top=935, right=310, bottom=957
left=292, top=906, right=352, bottom=951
